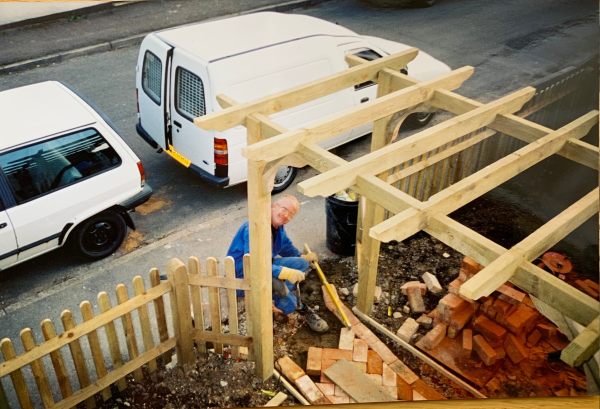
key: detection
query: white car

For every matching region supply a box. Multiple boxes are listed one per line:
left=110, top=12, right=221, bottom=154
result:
left=0, top=81, right=152, bottom=270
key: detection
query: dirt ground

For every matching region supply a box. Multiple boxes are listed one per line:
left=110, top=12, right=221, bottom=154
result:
left=99, top=193, right=594, bottom=408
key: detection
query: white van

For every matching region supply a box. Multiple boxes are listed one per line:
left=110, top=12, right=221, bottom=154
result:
left=0, top=81, right=152, bottom=270
left=135, top=12, right=450, bottom=192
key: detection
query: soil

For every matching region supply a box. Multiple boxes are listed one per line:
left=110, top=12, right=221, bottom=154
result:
left=98, top=193, right=594, bottom=408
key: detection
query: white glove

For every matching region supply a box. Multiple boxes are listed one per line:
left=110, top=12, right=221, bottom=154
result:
left=278, top=267, right=305, bottom=284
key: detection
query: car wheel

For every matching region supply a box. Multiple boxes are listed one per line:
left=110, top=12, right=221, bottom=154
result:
left=271, top=166, right=297, bottom=194
left=406, top=111, right=435, bottom=128
left=73, top=210, right=127, bottom=259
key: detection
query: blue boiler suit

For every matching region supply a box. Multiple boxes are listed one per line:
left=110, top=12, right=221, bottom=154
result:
left=226, top=221, right=309, bottom=314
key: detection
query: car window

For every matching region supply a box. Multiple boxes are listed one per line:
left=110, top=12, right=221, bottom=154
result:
left=175, top=66, right=206, bottom=121
left=352, top=49, right=383, bottom=90
left=0, top=128, right=121, bottom=204
left=142, top=50, right=162, bottom=105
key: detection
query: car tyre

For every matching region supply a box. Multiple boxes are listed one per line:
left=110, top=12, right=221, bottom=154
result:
left=73, top=210, right=127, bottom=259
left=271, top=166, right=298, bottom=194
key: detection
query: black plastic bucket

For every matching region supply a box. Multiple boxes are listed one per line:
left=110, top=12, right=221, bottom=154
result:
left=325, top=195, right=359, bottom=256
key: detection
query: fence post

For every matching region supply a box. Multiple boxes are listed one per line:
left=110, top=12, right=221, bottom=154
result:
left=167, top=258, right=195, bottom=366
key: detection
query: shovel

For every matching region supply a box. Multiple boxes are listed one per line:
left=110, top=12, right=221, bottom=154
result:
left=304, top=243, right=351, bottom=328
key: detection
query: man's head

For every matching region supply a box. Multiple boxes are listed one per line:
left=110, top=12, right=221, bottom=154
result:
left=271, top=194, right=300, bottom=228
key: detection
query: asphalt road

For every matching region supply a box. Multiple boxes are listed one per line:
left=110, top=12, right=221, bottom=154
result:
left=0, top=0, right=597, bottom=340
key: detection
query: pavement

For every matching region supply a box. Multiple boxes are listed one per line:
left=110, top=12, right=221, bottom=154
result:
left=0, top=0, right=329, bottom=73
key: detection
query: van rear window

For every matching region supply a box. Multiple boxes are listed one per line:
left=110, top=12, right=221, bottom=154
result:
left=0, top=128, right=121, bottom=204
left=142, top=51, right=162, bottom=104
left=175, top=67, right=206, bottom=121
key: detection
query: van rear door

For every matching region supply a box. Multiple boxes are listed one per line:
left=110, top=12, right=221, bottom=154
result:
left=137, top=35, right=173, bottom=150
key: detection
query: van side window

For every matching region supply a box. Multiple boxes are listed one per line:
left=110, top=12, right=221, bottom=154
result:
left=353, top=49, right=383, bottom=90
left=142, top=51, right=162, bottom=104
left=175, top=67, right=206, bottom=121
left=0, top=128, right=121, bottom=204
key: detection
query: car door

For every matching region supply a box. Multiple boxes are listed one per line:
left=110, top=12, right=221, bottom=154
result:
left=137, top=35, right=173, bottom=150
left=0, top=198, right=17, bottom=270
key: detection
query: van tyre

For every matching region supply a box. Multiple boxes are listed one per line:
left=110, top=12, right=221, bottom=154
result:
left=272, top=166, right=297, bottom=194
left=73, top=210, right=127, bottom=259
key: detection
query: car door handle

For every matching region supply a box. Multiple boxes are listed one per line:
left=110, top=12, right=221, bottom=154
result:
left=173, top=120, right=182, bottom=128
left=360, top=97, right=369, bottom=103
left=0, top=223, right=7, bottom=229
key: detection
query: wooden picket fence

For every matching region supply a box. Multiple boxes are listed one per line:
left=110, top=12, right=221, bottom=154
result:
left=0, top=256, right=252, bottom=409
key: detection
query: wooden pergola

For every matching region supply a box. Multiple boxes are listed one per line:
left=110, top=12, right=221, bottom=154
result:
left=194, top=49, right=599, bottom=386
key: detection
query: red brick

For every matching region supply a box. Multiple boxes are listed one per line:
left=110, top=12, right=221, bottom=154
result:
left=448, top=304, right=475, bottom=331
left=382, top=363, right=397, bottom=386
left=496, top=284, right=526, bottom=304
left=306, top=347, right=322, bottom=376
left=352, top=323, right=378, bottom=345
left=277, top=356, right=305, bottom=381
left=327, top=395, right=349, bottom=404
left=396, top=375, right=413, bottom=400
left=321, top=359, right=336, bottom=373
left=370, top=340, right=397, bottom=364
left=447, top=326, right=459, bottom=339
left=397, top=318, right=419, bottom=343
left=462, top=329, right=473, bottom=356
left=460, top=257, right=484, bottom=279
left=338, top=327, right=355, bottom=350
left=418, top=323, right=447, bottom=350
left=438, top=293, right=469, bottom=321
left=315, top=382, right=335, bottom=396
left=411, top=379, right=446, bottom=400
left=294, top=374, right=328, bottom=404
left=473, top=334, right=498, bottom=366
left=319, top=373, right=333, bottom=384
left=536, top=323, right=557, bottom=338
left=492, top=298, right=513, bottom=324
left=494, top=346, right=506, bottom=360
left=321, top=348, right=352, bottom=362
left=422, top=272, right=443, bottom=294
left=400, top=281, right=427, bottom=295
left=504, top=304, right=539, bottom=335
left=584, top=279, right=600, bottom=292
left=575, top=279, right=600, bottom=299
left=473, top=314, right=507, bottom=346
left=447, top=278, right=463, bottom=295
left=480, top=297, right=496, bottom=319
left=504, top=333, right=528, bottom=364
left=526, top=329, right=542, bottom=347
left=367, top=350, right=383, bottom=374
left=407, top=287, right=426, bottom=314
left=352, top=338, right=369, bottom=362
left=388, top=359, right=419, bottom=385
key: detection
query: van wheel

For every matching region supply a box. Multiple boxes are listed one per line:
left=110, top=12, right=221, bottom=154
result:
left=73, top=210, right=127, bottom=259
left=271, top=166, right=297, bottom=194
left=406, top=111, right=435, bottom=128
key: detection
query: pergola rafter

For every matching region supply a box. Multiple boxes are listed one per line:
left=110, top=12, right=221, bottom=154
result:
left=194, top=50, right=599, bottom=382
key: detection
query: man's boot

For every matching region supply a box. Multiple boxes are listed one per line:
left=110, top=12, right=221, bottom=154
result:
left=298, top=304, right=329, bottom=333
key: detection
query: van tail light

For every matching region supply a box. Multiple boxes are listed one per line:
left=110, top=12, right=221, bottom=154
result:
left=137, top=161, right=146, bottom=186
left=214, top=137, right=228, bottom=178
left=135, top=89, right=139, bottom=114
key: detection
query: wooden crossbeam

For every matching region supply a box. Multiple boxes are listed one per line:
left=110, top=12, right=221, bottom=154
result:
left=426, top=214, right=600, bottom=326
left=371, top=111, right=598, bottom=242
left=561, top=317, right=600, bottom=367
left=298, top=87, right=535, bottom=197
left=460, top=188, right=599, bottom=299
left=244, top=67, right=475, bottom=162
left=194, top=49, right=419, bottom=131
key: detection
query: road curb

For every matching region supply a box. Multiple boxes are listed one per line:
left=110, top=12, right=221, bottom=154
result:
left=0, top=0, right=329, bottom=75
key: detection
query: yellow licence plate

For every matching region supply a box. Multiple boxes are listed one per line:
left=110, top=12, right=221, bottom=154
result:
left=165, top=145, right=191, bottom=167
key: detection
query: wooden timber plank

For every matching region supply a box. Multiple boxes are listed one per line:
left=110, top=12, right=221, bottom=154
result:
left=324, top=359, right=397, bottom=402
left=80, top=301, right=111, bottom=401
left=224, top=257, right=240, bottom=357
left=298, top=86, right=533, bottom=198
left=460, top=188, right=599, bottom=299
left=97, top=292, right=127, bottom=391
left=296, top=142, right=346, bottom=172
left=195, top=49, right=419, bottom=131
left=206, top=257, right=223, bottom=354
left=246, top=115, right=274, bottom=380
left=116, top=284, right=143, bottom=382
left=167, top=258, right=195, bottom=366
left=244, top=67, right=474, bottom=162
left=371, top=110, right=598, bottom=242
left=20, top=329, right=54, bottom=408
left=149, top=269, right=171, bottom=367
left=0, top=281, right=170, bottom=378
left=133, top=276, right=158, bottom=373
left=426, top=215, right=600, bottom=326
left=187, top=256, right=206, bottom=354
left=187, top=274, right=251, bottom=290
left=41, top=319, right=73, bottom=399
left=1, top=338, right=33, bottom=409
left=561, top=317, right=600, bottom=367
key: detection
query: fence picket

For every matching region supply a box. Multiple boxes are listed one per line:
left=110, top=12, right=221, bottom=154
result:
left=97, top=292, right=127, bottom=391
left=187, top=257, right=206, bottom=354
left=133, top=276, right=157, bottom=373
left=20, top=329, right=54, bottom=408
left=224, top=257, right=239, bottom=358
left=61, top=310, right=96, bottom=409
left=1, top=338, right=33, bottom=409
left=40, top=319, right=73, bottom=399
left=80, top=302, right=111, bottom=401
left=0, top=379, right=9, bottom=409
left=206, top=257, right=223, bottom=354
left=115, top=284, right=143, bottom=382
left=149, top=269, right=171, bottom=367
left=166, top=258, right=194, bottom=366
left=242, top=254, right=254, bottom=361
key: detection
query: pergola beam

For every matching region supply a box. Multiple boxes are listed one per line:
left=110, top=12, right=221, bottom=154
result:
left=195, top=49, right=419, bottom=132
left=460, top=188, right=599, bottom=299
left=561, top=317, right=600, bottom=367
left=299, top=86, right=535, bottom=197
left=371, top=110, right=599, bottom=242
left=244, top=66, right=475, bottom=162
